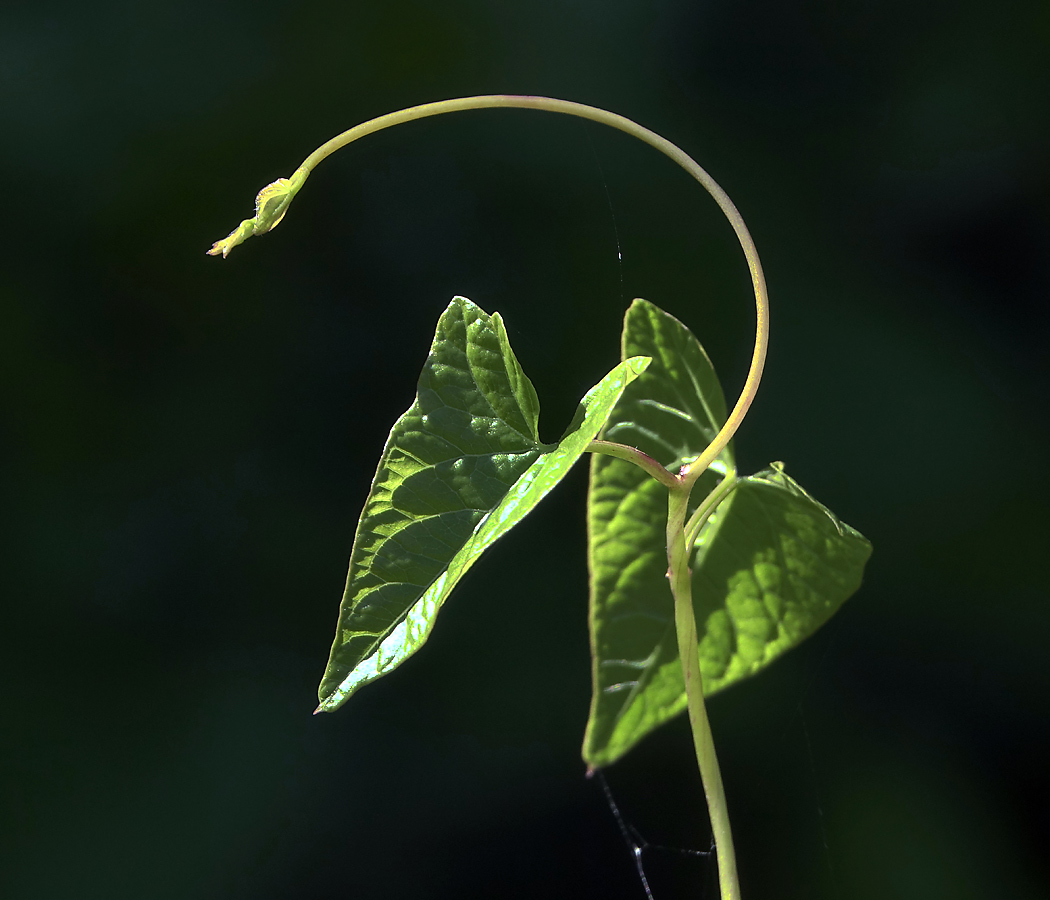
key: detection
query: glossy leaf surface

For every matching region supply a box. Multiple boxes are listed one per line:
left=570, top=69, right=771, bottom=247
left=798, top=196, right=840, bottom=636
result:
left=583, top=301, right=871, bottom=768
left=317, top=296, right=650, bottom=712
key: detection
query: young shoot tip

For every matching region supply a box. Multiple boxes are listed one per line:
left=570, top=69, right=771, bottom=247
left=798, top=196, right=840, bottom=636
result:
left=207, top=166, right=309, bottom=258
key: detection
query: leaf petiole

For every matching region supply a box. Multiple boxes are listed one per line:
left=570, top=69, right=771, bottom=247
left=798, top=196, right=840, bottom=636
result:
left=684, top=471, right=739, bottom=554
left=585, top=439, right=680, bottom=490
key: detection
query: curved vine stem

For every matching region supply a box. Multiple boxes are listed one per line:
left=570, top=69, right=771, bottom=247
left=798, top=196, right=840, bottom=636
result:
left=209, top=95, right=769, bottom=492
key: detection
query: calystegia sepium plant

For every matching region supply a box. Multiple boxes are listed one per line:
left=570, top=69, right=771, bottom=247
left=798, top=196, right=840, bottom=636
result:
left=210, top=96, right=872, bottom=900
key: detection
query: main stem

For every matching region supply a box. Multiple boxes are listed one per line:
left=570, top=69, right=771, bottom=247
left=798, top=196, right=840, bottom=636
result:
left=667, top=485, right=740, bottom=900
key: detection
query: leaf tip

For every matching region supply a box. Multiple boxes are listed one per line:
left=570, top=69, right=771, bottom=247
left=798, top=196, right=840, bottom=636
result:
left=625, top=355, right=652, bottom=378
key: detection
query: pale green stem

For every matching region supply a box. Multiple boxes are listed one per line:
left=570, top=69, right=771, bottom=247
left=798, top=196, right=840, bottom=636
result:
left=667, top=485, right=741, bottom=900
left=585, top=440, right=679, bottom=490
left=684, top=471, right=739, bottom=552
left=255, top=96, right=769, bottom=490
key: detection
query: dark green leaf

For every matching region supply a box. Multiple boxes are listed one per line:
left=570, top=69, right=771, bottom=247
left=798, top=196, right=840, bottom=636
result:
left=583, top=301, right=871, bottom=768
left=317, top=296, right=650, bottom=712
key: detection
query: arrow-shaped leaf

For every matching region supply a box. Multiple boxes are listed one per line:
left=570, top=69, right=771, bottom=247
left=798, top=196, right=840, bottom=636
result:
left=317, top=296, right=650, bottom=712
left=583, top=300, right=871, bottom=768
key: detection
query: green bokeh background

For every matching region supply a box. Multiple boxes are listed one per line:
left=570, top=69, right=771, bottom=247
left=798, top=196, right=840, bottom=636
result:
left=3, top=1, right=1048, bottom=898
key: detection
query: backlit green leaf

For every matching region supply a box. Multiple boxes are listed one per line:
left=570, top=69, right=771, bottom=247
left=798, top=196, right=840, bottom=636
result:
left=599, top=298, right=734, bottom=476
left=317, top=296, right=650, bottom=712
left=583, top=301, right=871, bottom=768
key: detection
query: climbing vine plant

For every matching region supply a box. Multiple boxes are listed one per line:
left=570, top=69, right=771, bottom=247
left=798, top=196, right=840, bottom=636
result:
left=209, top=96, right=872, bottom=900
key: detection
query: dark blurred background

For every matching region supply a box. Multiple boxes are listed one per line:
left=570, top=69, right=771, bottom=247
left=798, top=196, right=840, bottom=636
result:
left=3, top=0, right=1048, bottom=897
